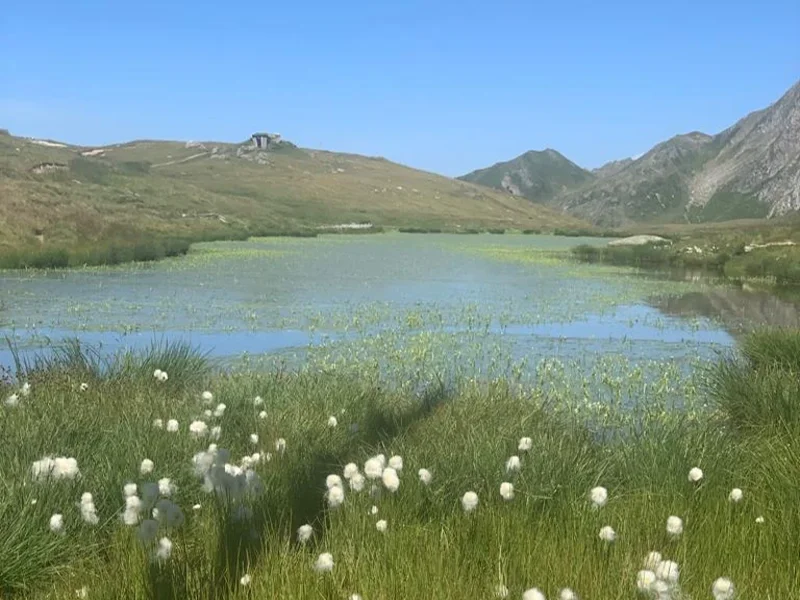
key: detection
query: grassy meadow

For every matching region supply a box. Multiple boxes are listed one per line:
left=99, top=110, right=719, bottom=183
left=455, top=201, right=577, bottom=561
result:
left=2, top=329, right=799, bottom=599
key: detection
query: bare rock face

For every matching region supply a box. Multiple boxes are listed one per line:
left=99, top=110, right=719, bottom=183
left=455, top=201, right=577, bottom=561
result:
left=690, top=82, right=800, bottom=217
left=607, top=234, right=671, bottom=247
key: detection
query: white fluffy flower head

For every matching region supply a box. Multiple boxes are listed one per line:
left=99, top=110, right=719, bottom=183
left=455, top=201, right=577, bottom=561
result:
left=590, top=486, right=608, bottom=509
left=418, top=468, right=432, bottom=485
left=364, top=456, right=384, bottom=479
left=343, top=462, right=359, bottom=480
left=375, top=519, right=388, bottom=532
left=140, top=458, right=154, bottom=475
left=559, top=589, right=578, bottom=600
left=505, top=455, right=521, bottom=473
left=712, top=577, right=735, bottom=600
left=297, top=523, right=313, bottom=543
left=518, top=436, right=533, bottom=451
left=636, top=570, right=656, bottom=592
left=166, top=419, right=179, bottom=433
left=643, top=551, right=662, bottom=570
left=327, top=415, right=338, bottom=428
left=313, top=552, right=334, bottom=573
left=326, top=485, right=345, bottom=508
left=49, top=513, right=64, bottom=534
left=655, top=560, right=680, bottom=584
left=240, top=574, right=251, bottom=586
left=500, top=482, right=514, bottom=501
left=688, top=467, right=703, bottom=482
left=381, top=467, right=400, bottom=492
left=156, top=537, right=173, bottom=560
left=461, top=491, right=479, bottom=512
left=189, top=420, right=208, bottom=438
left=522, top=588, right=546, bottom=600
left=599, top=525, right=616, bottom=542
left=729, top=488, right=743, bottom=503
left=326, top=474, right=343, bottom=489
left=388, top=455, right=403, bottom=471
left=666, top=515, right=683, bottom=537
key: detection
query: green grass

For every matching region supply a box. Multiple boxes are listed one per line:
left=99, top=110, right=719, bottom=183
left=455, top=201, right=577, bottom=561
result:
left=1, top=334, right=798, bottom=598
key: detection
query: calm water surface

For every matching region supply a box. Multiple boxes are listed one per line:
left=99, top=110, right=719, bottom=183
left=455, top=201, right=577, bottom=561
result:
left=1, top=233, right=794, bottom=373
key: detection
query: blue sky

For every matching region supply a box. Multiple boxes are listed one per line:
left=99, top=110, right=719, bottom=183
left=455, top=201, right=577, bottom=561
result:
left=2, top=1, right=798, bottom=175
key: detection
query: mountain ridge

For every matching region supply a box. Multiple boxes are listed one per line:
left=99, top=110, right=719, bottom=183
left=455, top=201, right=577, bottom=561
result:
left=460, top=80, right=800, bottom=226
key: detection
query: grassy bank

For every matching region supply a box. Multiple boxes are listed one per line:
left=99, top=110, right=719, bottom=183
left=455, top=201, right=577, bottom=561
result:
left=572, top=239, right=800, bottom=286
left=1, top=332, right=798, bottom=598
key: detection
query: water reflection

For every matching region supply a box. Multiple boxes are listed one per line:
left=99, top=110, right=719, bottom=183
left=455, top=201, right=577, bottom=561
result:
left=653, top=285, right=800, bottom=335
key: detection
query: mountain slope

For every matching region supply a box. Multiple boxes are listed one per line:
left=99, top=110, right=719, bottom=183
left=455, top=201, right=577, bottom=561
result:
left=689, top=81, right=800, bottom=220
left=0, top=131, right=588, bottom=253
left=462, top=79, right=800, bottom=227
left=458, top=149, right=594, bottom=202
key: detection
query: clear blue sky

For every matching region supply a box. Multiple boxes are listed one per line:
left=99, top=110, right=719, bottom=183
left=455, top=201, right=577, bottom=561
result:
left=2, top=0, right=798, bottom=176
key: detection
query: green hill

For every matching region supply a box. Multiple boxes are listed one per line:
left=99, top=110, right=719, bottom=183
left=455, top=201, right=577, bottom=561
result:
left=0, top=131, right=588, bottom=265
left=459, top=149, right=594, bottom=202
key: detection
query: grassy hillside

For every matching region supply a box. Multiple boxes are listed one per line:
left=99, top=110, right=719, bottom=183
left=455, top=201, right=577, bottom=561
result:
left=0, top=131, right=588, bottom=266
left=459, top=149, right=594, bottom=202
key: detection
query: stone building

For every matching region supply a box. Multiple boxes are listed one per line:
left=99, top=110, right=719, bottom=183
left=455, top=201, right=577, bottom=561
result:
left=251, top=132, right=282, bottom=149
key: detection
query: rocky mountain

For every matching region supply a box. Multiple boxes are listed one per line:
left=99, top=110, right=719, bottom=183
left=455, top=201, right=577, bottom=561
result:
left=461, top=80, right=800, bottom=227
left=458, top=149, right=594, bottom=202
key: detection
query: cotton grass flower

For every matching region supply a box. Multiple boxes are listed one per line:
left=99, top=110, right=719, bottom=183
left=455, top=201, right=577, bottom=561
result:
left=364, top=456, right=384, bottom=479
left=79, top=383, right=89, bottom=392
left=153, top=369, right=162, bottom=379
left=153, top=369, right=168, bottom=382
left=755, top=515, right=765, bottom=523
left=153, top=418, right=164, bottom=429
left=518, top=437, right=533, bottom=451
left=688, top=467, right=703, bottom=483
left=326, top=485, right=345, bottom=508
left=327, top=415, right=338, bottom=428
left=559, top=589, right=577, bottom=600
left=75, top=586, right=88, bottom=598
left=589, top=486, right=608, bottom=509
left=192, top=503, right=202, bottom=511
left=375, top=519, right=387, bottom=532
left=258, top=410, right=267, bottom=419
left=349, top=472, right=366, bottom=491
left=210, top=425, right=222, bottom=440
left=188, top=420, right=208, bottom=438
left=381, top=467, right=400, bottom=492
left=418, top=468, right=432, bottom=485
left=313, top=552, right=334, bottom=573
left=240, top=574, right=252, bottom=586
left=123, top=482, right=138, bottom=497
left=158, top=478, right=175, bottom=497
left=461, top=491, right=479, bottom=512
left=655, top=560, right=680, bottom=584
left=156, top=537, right=172, bottom=560
left=500, top=482, right=514, bottom=501
left=49, top=513, right=65, bottom=534
left=388, top=455, right=403, bottom=470
left=201, top=391, right=213, bottom=404
left=370, top=505, right=379, bottom=515
left=275, top=438, right=286, bottom=453
left=297, top=524, right=313, bottom=543
left=505, top=455, right=521, bottom=473
left=123, top=495, right=142, bottom=525
left=213, top=403, right=226, bottom=417
left=326, top=474, right=343, bottom=489
left=4, top=393, right=19, bottom=407
left=21, top=382, right=31, bottom=396
left=31, top=456, right=81, bottom=481
left=599, top=525, right=616, bottom=542
left=643, top=551, right=662, bottom=570
left=80, top=492, right=99, bottom=525
left=249, top=433, right=259, bottom=445
left=253, top=395, right=264, bottom=407
left=666, top=516, right=683, bottom=538
left=350, top=595, right=363, bottom=600
left=729, top=488, right=743, bottom=503
left=522, top=588, right=546, bottom=600
left=712, top=577, right=735, bottom=600
left=495, top=584, right=510, bottom=598
left=166, top=419, right=179, bottom=433
left=636, top=570, right=657, bottom=592
left=343, top=462, right=359, bottom=480
left=137, top=458, right=154, bottom=475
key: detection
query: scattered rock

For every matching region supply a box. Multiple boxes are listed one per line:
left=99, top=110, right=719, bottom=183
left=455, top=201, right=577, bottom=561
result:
left=30, top=162, right=68, bottom=174
left=607, top=235, right=671, bottom=247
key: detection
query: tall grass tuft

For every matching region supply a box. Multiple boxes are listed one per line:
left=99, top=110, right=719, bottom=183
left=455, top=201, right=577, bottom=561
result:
left=709, top=329, right=800, bottom=432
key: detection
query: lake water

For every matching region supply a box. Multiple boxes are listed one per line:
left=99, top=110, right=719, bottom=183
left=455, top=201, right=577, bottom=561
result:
left=1, top=233, right=796, bottom=381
